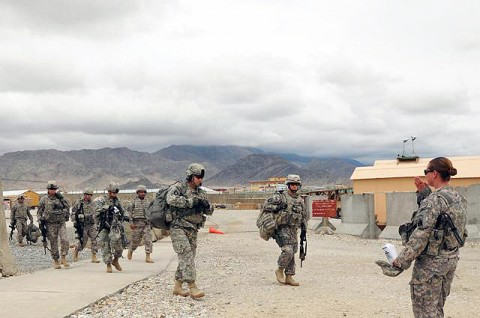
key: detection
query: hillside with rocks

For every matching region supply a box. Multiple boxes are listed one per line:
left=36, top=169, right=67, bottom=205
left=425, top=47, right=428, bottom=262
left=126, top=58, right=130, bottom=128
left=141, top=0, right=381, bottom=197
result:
left=0, top=145, right=363, bottom=191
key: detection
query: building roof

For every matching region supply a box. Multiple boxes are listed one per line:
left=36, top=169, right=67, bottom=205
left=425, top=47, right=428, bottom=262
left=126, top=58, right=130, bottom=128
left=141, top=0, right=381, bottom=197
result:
left=2, top=190, right=37, bottom=197
left=351, top=156, right=480, bottom=180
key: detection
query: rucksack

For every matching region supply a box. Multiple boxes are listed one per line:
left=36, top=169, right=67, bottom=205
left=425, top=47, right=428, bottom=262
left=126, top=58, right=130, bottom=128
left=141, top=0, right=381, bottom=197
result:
left=26, top=223, right=41, bottom=244
left=256, top=191, right=287, bottom=241
left=146, top=185, right=173, bottom=230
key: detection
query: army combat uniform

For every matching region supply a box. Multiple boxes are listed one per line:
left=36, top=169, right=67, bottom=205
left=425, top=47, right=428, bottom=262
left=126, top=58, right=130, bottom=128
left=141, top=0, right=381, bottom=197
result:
left=167, top=181, right=213, bottom=283
left=37, top=182, right=71, bottom=269
left=71, top=192, right=99, bottom=263
left=95, top=194, right=127, bottom=272
left=395, top=186, right=467, bottom=318
left=264, top=188, right=307, bottom=283
left=127, top=190, right=153, bottom=263
left=10, top=197, right=34, bottom=246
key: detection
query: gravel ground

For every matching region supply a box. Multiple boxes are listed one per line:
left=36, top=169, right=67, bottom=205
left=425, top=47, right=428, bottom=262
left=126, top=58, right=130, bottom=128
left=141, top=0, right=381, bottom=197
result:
left=7, top=211, right=480, bottom=317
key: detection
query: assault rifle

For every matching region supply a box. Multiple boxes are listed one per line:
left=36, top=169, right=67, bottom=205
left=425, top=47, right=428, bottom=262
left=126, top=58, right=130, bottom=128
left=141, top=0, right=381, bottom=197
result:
left=435, top=212, right=465, bottom=247
left=39, top=220, right=51, bottom=254
left=74, top=203, right=85, bottom=247
left=9, top=219, right=16, bottom=241
left=299, top=222, right=307, bottom=267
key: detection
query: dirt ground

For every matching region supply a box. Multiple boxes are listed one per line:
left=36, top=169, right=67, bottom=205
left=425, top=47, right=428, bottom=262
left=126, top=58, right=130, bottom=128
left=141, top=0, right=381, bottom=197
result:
left=77, top=210, right=479, bottom=318
left=196, top=210, right=479, bottom=318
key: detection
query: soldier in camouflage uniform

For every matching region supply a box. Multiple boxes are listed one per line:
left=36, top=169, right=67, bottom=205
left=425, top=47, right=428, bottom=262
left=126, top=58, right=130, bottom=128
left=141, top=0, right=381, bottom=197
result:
left=127, top=185, right=154, bottom=263
left=71, top=187, right=100, bottom=263
left=37, top=181, right=71, bottom=269
left=167, top=163, right=214, bottom=299
left=263, top=174, right=307, bottom=286
left=95, top=182, right=128, bottom=273
left=392, top=157, right=467, bottom=318
left=10, top=195, right=34, bottom=246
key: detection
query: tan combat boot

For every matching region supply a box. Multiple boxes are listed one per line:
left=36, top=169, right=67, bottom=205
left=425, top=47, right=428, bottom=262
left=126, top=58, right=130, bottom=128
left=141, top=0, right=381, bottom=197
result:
left=91, top=253, right=100, bottom=263
left=145, top=253, right=154, bottom=263
left=53, top=259, right=61, bottom=269
left=60, top=255, right=70, bottom=268
left=112, top=256, right=123, bottom=271
left=285, top=275, right=299, bottom=286
left=73, top=247, right=79, bottom=262
left=106, top=263, right=112, bottom=273
left=188, top=282, right=205, bottom=299
left=173, top=280, right=190, bottom=297
left=275, top=267, right=285, bottom=284
left=127, top=249, right=133, bottom=260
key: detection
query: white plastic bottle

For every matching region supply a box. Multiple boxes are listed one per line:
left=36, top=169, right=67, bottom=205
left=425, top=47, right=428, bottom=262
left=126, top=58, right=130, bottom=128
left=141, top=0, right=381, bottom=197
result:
left=382, top=243, right=398, bottom=264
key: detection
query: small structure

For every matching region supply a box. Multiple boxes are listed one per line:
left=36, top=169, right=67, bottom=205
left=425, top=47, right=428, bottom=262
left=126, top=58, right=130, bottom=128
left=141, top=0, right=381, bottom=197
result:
left=351, top=156, right=480, bottom=225
left=3, top=190, right=41, bottom=208
left=249, top=177, right=286, bottom=192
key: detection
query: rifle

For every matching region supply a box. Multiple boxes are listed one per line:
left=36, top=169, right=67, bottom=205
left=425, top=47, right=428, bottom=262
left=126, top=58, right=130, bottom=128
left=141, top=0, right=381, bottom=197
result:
left=74, top=202, right=85, bottom=247
left=39, top=220, right=51, bottom=254
left=436, top=212, right=465, bottom=247
left=9, top=219, right=16, bottom=241
left=299, top=222, right=307, bottom=267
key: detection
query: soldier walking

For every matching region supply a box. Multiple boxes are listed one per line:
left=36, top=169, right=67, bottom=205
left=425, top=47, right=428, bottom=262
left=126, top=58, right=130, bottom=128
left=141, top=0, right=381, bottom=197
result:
left=167, top=163, right=214, bottom=299
left=392, top=157, right=468, bottom=317
left=10, top=195, right=34, bottom=246
left=127, top=185, right=154, bottom=263
left=95, top=182, right=127, bottom=273
left=71, top=188, right=100, bottom=263
left=263, top=174, right=307, bottom=286
left=37, top=180, right=71, bottom=269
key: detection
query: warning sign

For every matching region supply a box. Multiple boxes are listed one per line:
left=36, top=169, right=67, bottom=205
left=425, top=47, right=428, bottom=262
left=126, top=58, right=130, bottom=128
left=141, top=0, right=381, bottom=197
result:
left=311, top=200, right=337, bottom=218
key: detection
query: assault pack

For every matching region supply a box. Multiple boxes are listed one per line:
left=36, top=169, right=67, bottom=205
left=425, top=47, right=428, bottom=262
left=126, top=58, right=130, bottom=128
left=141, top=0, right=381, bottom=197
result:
left=146, top=185, right=174, bottom=230
left=26, top=223, right=41, bottom=244
left=256, top=191, right=287, bottom=241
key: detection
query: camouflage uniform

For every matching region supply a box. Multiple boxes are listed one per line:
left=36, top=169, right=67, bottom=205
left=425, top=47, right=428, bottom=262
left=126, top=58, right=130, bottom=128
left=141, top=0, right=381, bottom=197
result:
left=71, top=196, right=98, bottom=254
left=167, top=181, right=214, bottom=283
left=11, top=198, right=33, bottom=245
left=264, top=190, right=307, bottom=276
left=95, top=195, right=127, bottom=265
left=37, top=192, right=70, bottom=262
left=396, top=186, right=467, bottom=318
left=127, top=195, right=152, bottom=254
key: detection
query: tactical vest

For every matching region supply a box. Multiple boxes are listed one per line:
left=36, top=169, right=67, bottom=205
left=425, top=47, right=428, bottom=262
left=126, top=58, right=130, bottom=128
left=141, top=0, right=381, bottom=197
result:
left=76, top=199, right=96, bottom=224
left=42, top=195, right=67, bottom=224
left=130, top=197, right=148, bottom=220
left=12, top=203, right=30, bottom=220
left=276, top=193, right=305, bottom=228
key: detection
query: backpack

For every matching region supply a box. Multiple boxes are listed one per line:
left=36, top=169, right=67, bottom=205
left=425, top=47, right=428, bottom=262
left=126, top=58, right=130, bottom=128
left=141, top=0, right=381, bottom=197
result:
left=26, top=223, right=41, bottom=244
left=256, top=191, right=287, bottom=241
left=146, top=185, right=173, bottom=230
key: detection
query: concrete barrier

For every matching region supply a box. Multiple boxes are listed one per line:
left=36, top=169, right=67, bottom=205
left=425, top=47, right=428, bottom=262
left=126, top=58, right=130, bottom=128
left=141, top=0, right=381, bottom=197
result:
left=380, top=192, right=417, bottom=240
left=335, top=193, right=380, bottom=239
left=460, top=185, right=480, bottom=240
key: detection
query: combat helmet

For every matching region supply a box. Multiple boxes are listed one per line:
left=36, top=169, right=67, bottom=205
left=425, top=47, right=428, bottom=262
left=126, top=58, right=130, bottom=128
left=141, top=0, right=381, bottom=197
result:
left=136, top=185, right=147, bottom=193
left=17, top=194, right=25, bottom=200
left=83, top=187, right=94, bottom=195
left=285, top=174, right=302, bottom=186
left=185, top=163, right=205, bottom=179
left=106, top=182, right=120, bottom=193
left=47, top=180, right=59, bottom=190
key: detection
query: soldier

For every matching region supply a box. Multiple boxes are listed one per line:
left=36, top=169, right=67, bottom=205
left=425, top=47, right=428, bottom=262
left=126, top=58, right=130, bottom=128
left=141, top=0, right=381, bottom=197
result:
left=127, top=185, right=154, bottom=263
left=37, top=180, right=71, bottom=269
left=71, top=187, right=100, bottom=263
left=167, top=163, right=214, bottom=299
left=95, top=182, right=127, bottom=273
left=392, top=157, right=467, bottom=318
left=263, top=174, right=307, bottom=286
left=10, top=195, right=34, bottom=247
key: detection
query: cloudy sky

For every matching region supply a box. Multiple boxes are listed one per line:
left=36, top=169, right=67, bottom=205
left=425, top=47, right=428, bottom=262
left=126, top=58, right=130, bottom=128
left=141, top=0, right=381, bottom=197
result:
left=0, top=0, right=478, bottom=163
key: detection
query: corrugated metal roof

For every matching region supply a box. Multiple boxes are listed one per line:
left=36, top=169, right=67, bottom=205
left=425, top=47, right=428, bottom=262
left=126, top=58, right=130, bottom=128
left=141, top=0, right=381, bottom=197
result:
left=351, top=156, right=480, bottom=180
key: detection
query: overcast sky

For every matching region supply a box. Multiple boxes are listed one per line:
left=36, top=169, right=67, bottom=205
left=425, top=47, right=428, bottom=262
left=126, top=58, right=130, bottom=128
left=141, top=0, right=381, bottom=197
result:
left=0, top=1, right=478, bottom=164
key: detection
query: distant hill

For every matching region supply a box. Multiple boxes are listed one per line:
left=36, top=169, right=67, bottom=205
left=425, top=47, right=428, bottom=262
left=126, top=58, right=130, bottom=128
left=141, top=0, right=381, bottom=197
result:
left=0, top=145, right=363, bottom=191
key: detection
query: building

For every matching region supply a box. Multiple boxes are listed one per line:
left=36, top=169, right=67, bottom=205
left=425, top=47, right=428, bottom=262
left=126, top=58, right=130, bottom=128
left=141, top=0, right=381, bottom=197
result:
left=249, top=177, right=286, bottom=192
left=3, top=190, right=41, bottom=208
left=350, top=156, right=480, bottom=225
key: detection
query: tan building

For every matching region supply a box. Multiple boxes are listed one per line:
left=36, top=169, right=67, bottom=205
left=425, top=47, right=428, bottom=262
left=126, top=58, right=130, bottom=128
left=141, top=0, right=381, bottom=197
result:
left=3, top=189, right=41, bottom=208
left=249, top=177, right=286, bottom=192
left=351, top=156, right=480, bottom=225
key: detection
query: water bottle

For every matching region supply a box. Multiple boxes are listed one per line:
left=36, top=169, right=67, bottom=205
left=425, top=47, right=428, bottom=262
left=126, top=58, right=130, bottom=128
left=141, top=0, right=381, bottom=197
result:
left=382, top=243, right=397, bottom=264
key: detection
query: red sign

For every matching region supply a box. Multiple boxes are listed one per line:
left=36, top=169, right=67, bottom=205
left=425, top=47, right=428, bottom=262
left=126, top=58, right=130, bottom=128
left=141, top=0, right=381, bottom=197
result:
left=312, top=199, right=337, bottom=218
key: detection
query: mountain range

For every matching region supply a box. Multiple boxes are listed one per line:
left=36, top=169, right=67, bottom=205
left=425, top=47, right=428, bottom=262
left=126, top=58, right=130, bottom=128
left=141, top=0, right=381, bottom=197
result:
left=0, top=145, right=364, bottom=191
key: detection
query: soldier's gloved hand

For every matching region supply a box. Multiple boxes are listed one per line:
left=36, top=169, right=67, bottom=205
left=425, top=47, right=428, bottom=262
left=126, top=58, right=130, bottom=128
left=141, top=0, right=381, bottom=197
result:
left=78, top=214, right=85, bottom=222
left=201, top=199, right=210, bottom=210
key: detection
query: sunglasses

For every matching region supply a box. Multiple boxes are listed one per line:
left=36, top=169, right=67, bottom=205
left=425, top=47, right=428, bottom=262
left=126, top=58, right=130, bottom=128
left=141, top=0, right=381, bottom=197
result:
left=194, top=175, right=204, bottom=179
left=424, top=169, right=433, bottom=175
